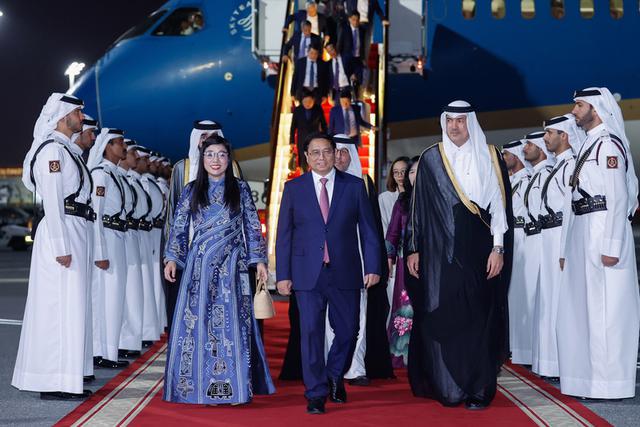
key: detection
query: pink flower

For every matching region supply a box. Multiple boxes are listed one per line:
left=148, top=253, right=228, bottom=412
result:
left=393, top=316, right=413, bottom=336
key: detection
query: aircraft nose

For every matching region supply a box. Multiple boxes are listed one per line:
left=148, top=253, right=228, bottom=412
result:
left=69, top=65, right=99, bottom=121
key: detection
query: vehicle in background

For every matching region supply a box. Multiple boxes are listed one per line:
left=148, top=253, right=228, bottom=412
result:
left=0, top=206, right=32, bottom=251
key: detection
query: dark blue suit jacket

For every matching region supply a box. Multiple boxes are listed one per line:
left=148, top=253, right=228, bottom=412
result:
left=275, top=169, right=381, bottom=290
left=284, top=32, right=322, bottom=61
left=328, top=104, right=372, bottom=136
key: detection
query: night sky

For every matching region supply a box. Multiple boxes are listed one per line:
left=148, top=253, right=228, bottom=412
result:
left=0, top=1, right=166, bottom=167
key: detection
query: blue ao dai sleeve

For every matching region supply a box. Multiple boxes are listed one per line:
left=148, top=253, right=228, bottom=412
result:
left=240, top=181, right=267, bottom=266
left=164, top=183, right=193, bottom=269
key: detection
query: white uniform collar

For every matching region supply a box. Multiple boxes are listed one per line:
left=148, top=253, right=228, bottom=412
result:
left=586, top=122, right=606, bottom=138
left=554, top=148, right=574, bottom=163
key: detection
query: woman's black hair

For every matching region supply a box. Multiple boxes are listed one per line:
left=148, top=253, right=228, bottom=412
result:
left=190, top=134, right=240, bottom=213
left=386, top=156, right=410, bottom=192
left=398, top=155, right=420, bottom=212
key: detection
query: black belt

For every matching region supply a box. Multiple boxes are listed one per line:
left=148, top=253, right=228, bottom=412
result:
left=64, top=199, right=96, bottom=222
left=153, top=218, right=164, bottom=229
left=138, top=219, right=153, bottom=232
left=572, top=195, right=607, bottom=216
left=126, top=216, right=139, bottom=230
left=539, top=212, right=563, bottom=230
left=524, top=221, right=541, bottom=236
left=102, top=215, right=127, bottom=232
left=514, top=216, right=525, bottom=228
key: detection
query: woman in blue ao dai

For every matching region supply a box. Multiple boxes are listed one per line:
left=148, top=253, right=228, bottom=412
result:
left=163, top=134, right=275, bottom=405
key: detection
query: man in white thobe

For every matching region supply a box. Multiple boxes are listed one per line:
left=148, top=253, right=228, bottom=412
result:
left=501, top=140, right=532, bottom=365
left=13, top=93, right=93, bottom=400
left=557, top=87, right=640, bottom=399
left=127, top=145, right=160, bottom=346
left=143, top=153, right=168, bottom=334
left=117, top=141, right=145, bottom=357
left=87, top=128, right=130, bottom=368
left=531, top=115, right=581, bottom=380
left=520, top=131, right=554, bottom=365
left=69, top=116, right=99, bottom=382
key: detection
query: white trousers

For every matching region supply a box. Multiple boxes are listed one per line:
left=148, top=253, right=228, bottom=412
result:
left=151, top=228, right=167, bottom=332
left=139, top=230, right=160, bottom=341
left=531, top=226, right=562, bottom=376
left=119, top=230, right=144, bottom=351
left=557, top=214, right=640, bottom=399
left=12, top=216, right=89, bottom=394
left=508, top=228, right=536, bottom=365
left=92, top=228, right=127, bottom=361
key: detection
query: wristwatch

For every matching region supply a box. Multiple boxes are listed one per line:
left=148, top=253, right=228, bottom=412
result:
left=492, top=246, right=505, bottom=254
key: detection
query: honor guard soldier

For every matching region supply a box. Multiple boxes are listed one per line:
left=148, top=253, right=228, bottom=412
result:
left=557, top=88, right=640, bottom=400
left=501, top=140, right=532, bottom=365
left=13, top=93, right=94, bottom=400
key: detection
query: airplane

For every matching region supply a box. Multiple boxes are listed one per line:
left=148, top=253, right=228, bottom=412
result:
left=70, top=0, right=640, bottom=178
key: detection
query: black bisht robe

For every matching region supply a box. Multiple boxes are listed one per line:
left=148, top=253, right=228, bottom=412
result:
left=404, top=143, right=513, bottom=406
left=279, top=174, right=395, bottom=380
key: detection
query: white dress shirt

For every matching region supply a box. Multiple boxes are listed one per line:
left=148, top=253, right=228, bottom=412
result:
left=332, top=56, right=349, bottom=87
left=312, top=168, right=336, bottom=205
left=308, top=14, right=319, bottom=35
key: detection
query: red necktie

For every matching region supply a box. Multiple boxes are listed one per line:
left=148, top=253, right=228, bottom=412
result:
left=319, top=177, right=330, bottom=263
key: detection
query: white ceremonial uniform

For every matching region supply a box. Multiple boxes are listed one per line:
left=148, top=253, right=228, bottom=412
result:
left=378, top=189, right=399, bottom=323
left=12, top=131, right=91, bottom=394
left=557, top=124, right=640, bottom=399
left=127, top=170, right=160, bottom=341
left=142, top=173, right=168, bottom=332
left=69, top=142, right=96, bottom=377
left=531, top=149, right=575, bottom=376
left=117, top=166, right=144, bottom=351
left=91, top=160, right=128, bottom=361
left=507, top=167, right=533, bottom=365
left=521, top=160, right=552, bottom=362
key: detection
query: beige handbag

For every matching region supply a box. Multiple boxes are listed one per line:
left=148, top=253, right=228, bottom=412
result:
left=253, top=277, right=276, bottom=320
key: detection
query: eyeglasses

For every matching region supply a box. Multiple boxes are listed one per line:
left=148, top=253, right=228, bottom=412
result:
left=392, top=169, right=407, bottom=177
left=308, top=149, right=334, bottom=159
left=203, top=151, right=229, bottom=160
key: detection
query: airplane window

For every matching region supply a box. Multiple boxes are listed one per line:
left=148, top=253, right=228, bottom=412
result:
left=580, top=0, right=595, bottom=18
left=610, top=0, right=623, bottom=18
left=113, top=10, right=167, bottom=45
left=152, top=8, right=204, bottom=36
left=551, top=0, right=565, bottom=18
left=521, top=0, right=536, bottom=18
left=492, top=0, right=506, bottom=18
left=462, top=0, right=476, bottom=19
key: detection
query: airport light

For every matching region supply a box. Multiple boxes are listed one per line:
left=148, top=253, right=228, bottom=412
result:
left=0, top=10, right=4, bottom=17
left=64, top=61, right=85, bottom=89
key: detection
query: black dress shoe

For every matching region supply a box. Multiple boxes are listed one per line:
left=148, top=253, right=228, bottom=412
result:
left=119, top=350, right=141, bottom=359
left=93, top=356, right=103, bottom=367
left=83, top=375, right=95, bottom=383
left=40, top=390, right=92, bottom=401
left=542, top=376, right=560, bottom=383
left=96, top=358, right=130, bottom=369
left=464, top=399, right=489, bottom=410
left=306, top=398, right=326, bottom=414
left=348, top=376, right=370, bottom=386
left=142, top=341, right=154, bottom=348
left=328, top=378, right=347, bottom=403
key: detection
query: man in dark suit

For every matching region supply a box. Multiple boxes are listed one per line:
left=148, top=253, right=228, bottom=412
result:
left=291, top=44, right=330, bottom=103
left=283, top=20, right=322, bottom=63
left=326, top=43, right=354, bottom=101
left=329, top=89, right=376, bottom=144
left=283, top=1, right=329, bottom=43
left=276, top=132, right=381, bottom=415
left=290, top=89, right=328, bottom=171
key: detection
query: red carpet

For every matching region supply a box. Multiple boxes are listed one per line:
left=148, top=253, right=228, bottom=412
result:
left=57, top=301, right=611, bottom=426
